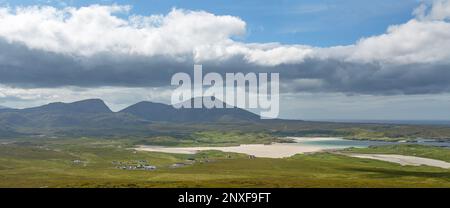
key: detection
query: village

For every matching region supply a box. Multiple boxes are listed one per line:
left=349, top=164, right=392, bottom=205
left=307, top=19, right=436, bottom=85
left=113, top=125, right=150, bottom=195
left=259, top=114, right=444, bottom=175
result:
left=110, top=157, right=201, bottom=171
left=112, top=160, right=157, bottom=171
left=71, top=153, right=255, bottom=171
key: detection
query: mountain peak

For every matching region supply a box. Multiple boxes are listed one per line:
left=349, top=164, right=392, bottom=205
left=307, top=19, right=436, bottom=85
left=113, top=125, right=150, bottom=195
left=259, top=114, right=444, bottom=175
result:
left=121, top=97, right=259, bottom=122
left=30, top=98, right=112, bottom=114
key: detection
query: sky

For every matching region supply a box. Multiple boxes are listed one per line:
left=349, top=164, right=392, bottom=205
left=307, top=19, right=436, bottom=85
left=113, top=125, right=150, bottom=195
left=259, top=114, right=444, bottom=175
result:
left=0, top=0, right=450, bottom=120
left=2, top=0, right=419, bottom=46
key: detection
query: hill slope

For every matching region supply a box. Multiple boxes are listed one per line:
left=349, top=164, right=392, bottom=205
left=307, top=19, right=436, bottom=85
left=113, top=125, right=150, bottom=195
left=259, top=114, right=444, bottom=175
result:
left=0, top=99, right=148, bottom=130
left=120, top=97, right=260, bottom=122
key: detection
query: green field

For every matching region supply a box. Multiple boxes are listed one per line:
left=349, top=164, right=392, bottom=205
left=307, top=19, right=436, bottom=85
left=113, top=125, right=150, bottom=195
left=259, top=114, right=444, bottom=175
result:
left=0, top=137, right=449, bottom=188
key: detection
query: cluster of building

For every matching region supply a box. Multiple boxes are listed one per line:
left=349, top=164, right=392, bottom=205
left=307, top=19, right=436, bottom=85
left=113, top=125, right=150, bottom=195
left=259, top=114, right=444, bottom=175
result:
left=72, top=160, right=87, bottom=166
left=110, top=156, right=232, bottom=171
left=112, top=160, right=157, bottom=171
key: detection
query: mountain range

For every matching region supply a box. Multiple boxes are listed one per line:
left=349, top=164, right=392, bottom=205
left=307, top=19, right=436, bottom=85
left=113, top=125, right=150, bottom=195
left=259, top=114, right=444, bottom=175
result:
left=0, top=98, right=261, bottom=138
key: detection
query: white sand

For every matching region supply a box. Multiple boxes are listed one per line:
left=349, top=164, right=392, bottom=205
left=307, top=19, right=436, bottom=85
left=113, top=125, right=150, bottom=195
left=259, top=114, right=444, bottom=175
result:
left=288, top=137, right=342, bottom=142
left=344, top=153, right=450, bottom=169
left=135, top=137, right=342, bottom=158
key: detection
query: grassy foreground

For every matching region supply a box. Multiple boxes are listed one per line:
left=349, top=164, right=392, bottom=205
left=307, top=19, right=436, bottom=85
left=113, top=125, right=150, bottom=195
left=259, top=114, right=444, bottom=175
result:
left=0, top=138, right=449, bottom=188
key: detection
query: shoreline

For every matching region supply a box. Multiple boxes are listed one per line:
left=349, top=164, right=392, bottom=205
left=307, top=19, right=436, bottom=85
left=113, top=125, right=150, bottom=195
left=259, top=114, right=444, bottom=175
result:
left=135, top=137, right=351, bottom=158
left=342, top=153, right=450, bottom=169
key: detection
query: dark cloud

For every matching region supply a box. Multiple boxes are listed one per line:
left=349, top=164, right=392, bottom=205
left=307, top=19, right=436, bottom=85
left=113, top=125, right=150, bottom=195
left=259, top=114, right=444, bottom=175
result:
left=277, top=60, right=450, bottom=95
left=2, top=38, right=450, bottom=95
left=0, top=39, right=193, bottom=88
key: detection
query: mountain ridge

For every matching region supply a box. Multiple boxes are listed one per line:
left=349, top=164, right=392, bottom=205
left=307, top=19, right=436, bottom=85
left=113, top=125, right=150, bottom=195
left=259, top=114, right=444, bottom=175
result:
left=20, top=99, right=113, bottom=114
left=120, top=97, right=260, bottom=122
left=0, top=97, right=262, bottom=137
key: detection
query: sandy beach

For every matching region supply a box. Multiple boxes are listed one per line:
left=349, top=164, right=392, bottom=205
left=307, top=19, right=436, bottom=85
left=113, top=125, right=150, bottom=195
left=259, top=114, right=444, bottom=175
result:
left=344, top=153, right=450, bottom=169
left=135, top=143, right=326, bottom=158
left=135, top=137, right=346, bottom=158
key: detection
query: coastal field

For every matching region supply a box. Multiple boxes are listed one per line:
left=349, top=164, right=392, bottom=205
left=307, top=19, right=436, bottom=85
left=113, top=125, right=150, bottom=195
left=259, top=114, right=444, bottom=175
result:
left=0, top=136, right=449, bottom=188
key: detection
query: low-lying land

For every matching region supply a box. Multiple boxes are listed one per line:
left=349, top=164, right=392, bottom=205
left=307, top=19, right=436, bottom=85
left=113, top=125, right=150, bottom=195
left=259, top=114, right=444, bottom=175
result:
left=0, top=137, right=449, bottom=188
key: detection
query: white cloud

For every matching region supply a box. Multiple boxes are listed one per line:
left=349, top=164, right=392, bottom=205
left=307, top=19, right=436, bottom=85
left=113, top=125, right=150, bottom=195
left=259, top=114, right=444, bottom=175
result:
left=344, top=0, right=450, bottom=64
left=414, top=0, right=450, bottom=20
left=0, top=5, right=246, bottom=58
left=348, top=19, right=450, bottom=64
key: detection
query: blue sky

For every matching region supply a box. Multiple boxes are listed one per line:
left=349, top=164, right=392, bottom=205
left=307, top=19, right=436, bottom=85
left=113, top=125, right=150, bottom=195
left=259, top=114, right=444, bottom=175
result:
left=4, top=0, right=419, bottom=46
